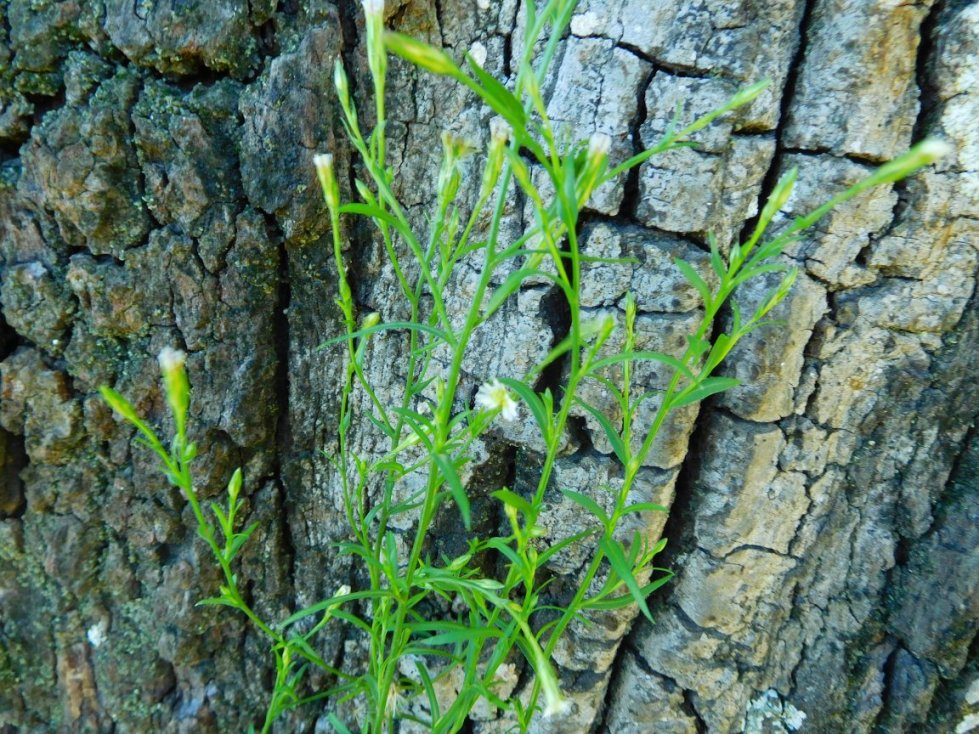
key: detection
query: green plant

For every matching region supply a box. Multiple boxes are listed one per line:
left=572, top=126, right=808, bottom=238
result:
left=100, top=0, right=949, bottom=731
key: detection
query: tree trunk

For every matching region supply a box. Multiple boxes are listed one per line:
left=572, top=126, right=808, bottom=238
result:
left=1, top=1, right=976, bottom=732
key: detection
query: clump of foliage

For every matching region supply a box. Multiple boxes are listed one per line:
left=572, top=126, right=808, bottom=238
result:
left=101, top=0, right=948, bottom=731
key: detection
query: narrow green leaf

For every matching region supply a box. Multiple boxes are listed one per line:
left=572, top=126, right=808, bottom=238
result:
left=491, top=488, right=534, bottom=520
left=228, top=521, right=261, bottom=558
left=415, top=659, right=441, bottom=720
left=484, top=537, right=526, bottom=574
left=574, top=397, right=629, bottom=465
left=330, top=609, right=372, bottom=635
left=730, top=299, right=743, bottom=335
left=621, top=502, right=668, bottom=515
left=99, top=385, right=143, bottom=427
left=589, top=351, right=695, bottom=383
left=339, top=202, right=416, bottom=243
left=671, top=376, right=740, bottom=408
left=318, top=321, right=453, bottom=350
left=708, top=232, right=726, bottom=279
left=326, top=713, right=354, bottom=734
left=496, top=378, right=550, bottom=439
left=433, top=452, right=471, bottom=529
left=584, top=572, right=673, bottom=611
left=579, top=253, right=640, bottom=265
left=465, top=53, right=527, bottom=128
left=210, top=503, right=231, bottom=535
left=702, top=332, right=734, bottom=375
left=384, top=32, right=465, bottom=78
left=675, top=258, right=713, bottom=310
left=484, top=268, right=554, bottom=319
left=686, top=334, right=710, bottom=360
left=599, top=536, right=653, bottom=621
left=560, top=489, right=609, bottom=528
left=537, top=529, right=598, bottom=566
left=280, top=589, right=384, bottom=627
left=732, top=262, right=790, bottom=288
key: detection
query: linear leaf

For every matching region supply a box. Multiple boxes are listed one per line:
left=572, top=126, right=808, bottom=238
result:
left=496, top=378, right=550, bottom=439
left=589, top=351, right=695, bottom=383
left=280, top=589, right=385, bottom=627
left=671, top=376, right=740, bottom=408
left=326, top=713, right=354, bottom=734
left=491, top=488, right=534, bottom=520
left=560, top=489, right=609, bottom=528
left=433, top=452, right=470, bottom=529
left=675, top=258, right=713, bottom=310
left=574, top=397, right=628, bottom=465
left=621, top=502, right=668, bottom=515
left=537, top=529, right=597, bottom=566
left=599, top=536, right=653, bottom=621
left=415, top=660, right=441, bottom=721
left=465, top=53, right=527, bottom=128
left=484, top=268, right=554, bottom=319
left=708, top=232, right=726, bottom=279
left=584, top=572, right=673, bottom=611
left=319, top=321, right=452, bottom=350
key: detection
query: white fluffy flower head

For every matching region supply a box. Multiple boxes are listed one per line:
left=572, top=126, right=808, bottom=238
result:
left=157, top=346, right=186, bottom=375
left=475, top=379, right=519, bottom=422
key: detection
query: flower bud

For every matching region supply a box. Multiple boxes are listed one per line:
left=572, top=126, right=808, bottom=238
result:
left=333, top=59, right=350, bottom=107
left=384, top=31, right=461, bottom=77
left=158, top=347, right=189, bottom=437
left=361, top=0, right=383, bottom=17
left=314, top=153, right=341, bottom=215
left=587, top=132, right=611, bottom=165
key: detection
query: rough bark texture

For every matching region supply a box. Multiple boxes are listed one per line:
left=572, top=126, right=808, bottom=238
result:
left=0, top=1, right=976, bottom=733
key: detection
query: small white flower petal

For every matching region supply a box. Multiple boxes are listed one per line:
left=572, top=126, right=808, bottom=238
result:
left=475, top=379, right=519, bottom=422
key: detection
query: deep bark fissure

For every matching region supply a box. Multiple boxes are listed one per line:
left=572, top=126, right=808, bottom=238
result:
left=737, top=0, right=815, bottom=247
left=268, top=212, right=298, bottom=605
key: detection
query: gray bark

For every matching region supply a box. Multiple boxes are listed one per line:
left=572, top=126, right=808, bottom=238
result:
left=0, top=1, right=976, bottom=732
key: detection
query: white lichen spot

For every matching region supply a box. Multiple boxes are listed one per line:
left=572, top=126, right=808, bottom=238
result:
left=966, top=675, right=979, bottom=706
left=469, top=40, right=488, bottom=69
left=86, top=623, right=107, bottom=648
left=570, top=10, right=605, bottom=36
left=476, top=0, right=490, bottom=10
left=744, top=689, right=807, bottom=733
left=956, top=713, right=979, bottom=734
left=783, top=700, right=807, bottom=730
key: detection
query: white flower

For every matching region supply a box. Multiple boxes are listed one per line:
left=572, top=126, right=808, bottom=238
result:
left=157, top=347, right=186, bottom=375
left=475, top=379, right=519, bottom=422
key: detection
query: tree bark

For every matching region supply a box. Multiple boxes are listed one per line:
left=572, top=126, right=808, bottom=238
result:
left=0, top=1, right=976, bottom=733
